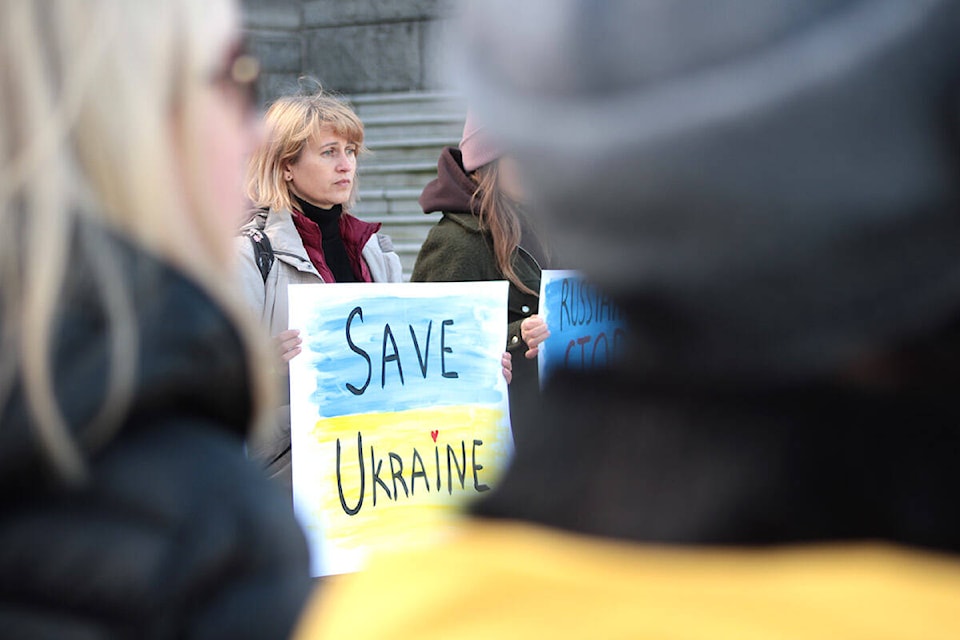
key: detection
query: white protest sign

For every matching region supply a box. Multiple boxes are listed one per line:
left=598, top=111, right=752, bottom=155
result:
left=287, top=281, right=512, bottom=576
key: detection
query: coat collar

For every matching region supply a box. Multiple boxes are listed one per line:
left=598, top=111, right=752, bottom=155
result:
left=261, top=207, right=382, bottom=263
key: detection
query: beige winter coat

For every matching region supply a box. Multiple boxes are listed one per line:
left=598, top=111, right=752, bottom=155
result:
left=235, top=207, right=403, bottom=487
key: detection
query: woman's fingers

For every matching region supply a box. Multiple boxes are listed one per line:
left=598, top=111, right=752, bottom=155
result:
left=501, top=351, right=513, bottom=385
left=274, top=329, right=302, bottom=363
left=521, top=315, right=548, bottom=342
left=521, top=315, right=550, bottom=359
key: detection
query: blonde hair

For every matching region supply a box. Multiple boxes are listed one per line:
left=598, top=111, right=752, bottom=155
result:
left=0, top=0, right=272, bottom=483
left=471, top=161, right=537, bottom=295
left=247, top=90, right=367, bottom=212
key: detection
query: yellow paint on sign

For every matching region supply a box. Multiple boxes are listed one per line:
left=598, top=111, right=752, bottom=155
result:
left=295, top=405, right=511, bottom=558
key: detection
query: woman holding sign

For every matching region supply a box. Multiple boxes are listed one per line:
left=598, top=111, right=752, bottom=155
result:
left=238, top=91, right=405, bottom=483
left=412, top=113, right=552, bottom=445
left=239, top=94, right=514, bottom=485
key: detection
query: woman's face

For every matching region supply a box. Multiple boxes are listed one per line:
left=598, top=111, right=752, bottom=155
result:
left=171, top=2, right=262, bottom=263
left=284, top=125, right=358, bottom=209
left=201, top=39, right=262, bottom=233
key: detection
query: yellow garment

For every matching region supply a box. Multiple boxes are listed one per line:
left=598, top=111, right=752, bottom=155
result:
left=294, top=519, right=960, bottom=639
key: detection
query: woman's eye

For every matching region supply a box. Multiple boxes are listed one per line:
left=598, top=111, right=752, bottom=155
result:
left=346, top=147, right=357, bottom=156
left=322, top=149, right=334, bottom=157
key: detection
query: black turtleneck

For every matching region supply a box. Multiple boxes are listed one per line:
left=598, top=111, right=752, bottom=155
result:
left=294, top=195, right=356, bottom=283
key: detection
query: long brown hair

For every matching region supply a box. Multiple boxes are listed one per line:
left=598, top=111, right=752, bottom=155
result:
left=471, top=160, right=537, bottom=295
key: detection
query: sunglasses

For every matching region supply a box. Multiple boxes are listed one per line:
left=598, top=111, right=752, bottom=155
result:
left=210, top=41, right=261, bottom=115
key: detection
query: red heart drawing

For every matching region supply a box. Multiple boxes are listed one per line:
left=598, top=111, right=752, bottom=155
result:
left=430, top=430, right=439, bottom=442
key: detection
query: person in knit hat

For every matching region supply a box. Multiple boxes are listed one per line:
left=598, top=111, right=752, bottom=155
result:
left=411, top=111, right=553, bottom=448
left=292, top=0, right=960, bottom=637
left=458, top=110, right=500, bottom=172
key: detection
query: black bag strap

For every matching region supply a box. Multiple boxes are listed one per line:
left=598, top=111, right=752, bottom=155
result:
left=241, top=210, right=274, bottom=283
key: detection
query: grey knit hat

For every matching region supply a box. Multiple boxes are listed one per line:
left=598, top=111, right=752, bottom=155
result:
left=457, top=0, right=960, bottom=384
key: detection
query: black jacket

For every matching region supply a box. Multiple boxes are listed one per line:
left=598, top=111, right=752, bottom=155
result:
left=0, top=230, right=312, bottom=639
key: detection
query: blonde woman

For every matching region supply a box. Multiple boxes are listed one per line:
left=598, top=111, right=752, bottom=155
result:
left=0, top=1, right=311, bottom=636
left=239, top=91, right=404, bottom=483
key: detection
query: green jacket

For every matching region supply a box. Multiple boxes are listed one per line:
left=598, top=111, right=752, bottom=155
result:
left=412, top=210, right=542, bottom=353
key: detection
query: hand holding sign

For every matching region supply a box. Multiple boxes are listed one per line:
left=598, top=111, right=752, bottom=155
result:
left=273, top=328, right=302, bottom=363
left=501, top=351, right=513, bottom=384
left=520, top=314, right=550, bottom=359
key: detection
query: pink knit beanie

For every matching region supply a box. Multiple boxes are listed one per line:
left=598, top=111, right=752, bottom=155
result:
left=459, top=110, right=502, bottom=172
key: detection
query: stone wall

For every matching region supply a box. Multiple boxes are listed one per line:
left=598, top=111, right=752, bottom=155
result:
left=240, top=0, right=459, bottom=101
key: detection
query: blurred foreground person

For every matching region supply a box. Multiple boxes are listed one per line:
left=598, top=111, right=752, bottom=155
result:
left=294, top=1, right=960, bottom=637
left=0, top=1, right=311, bottom=637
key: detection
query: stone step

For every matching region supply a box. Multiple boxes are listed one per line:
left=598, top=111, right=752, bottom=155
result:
left=353, top=198, right=422, bottom=218
left=365, top=136, right=455, bottom=149
left=361, top=115, right=465, bottom=141
left=365, top=213, right=439, bottom=225
left=357, top=159, right=437, bottom=174
left=362, top=148, right=445, bottom=167
left=356, top=160, right=437, bottom=190
left=362, top=137, right=452, bottom=166
left=355, top=187, right=423, bottom=216
left=357, top=186, right=423, bottom=201
left=348, top=91, right=467, bottom=120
